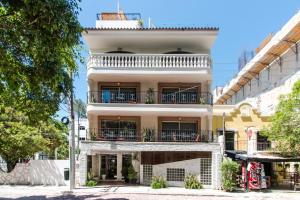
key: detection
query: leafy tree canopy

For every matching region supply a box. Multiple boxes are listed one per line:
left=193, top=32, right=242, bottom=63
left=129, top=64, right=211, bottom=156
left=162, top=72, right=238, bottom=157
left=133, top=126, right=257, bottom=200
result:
left=74, top=98, right=86, bottom=118
left=0, top=0, right=82, bottom=172
left=261, top=80, right=300, bottom=157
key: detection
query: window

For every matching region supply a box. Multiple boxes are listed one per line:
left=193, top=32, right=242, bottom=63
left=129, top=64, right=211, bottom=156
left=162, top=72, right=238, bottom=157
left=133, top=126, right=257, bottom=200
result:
left=167, top=168, right=185, bottom=182
left=101, top=87, right=137, bottom=103
left=100, top=120, right=137, bottom=140
left=257, top=132, right=271, bottom=151
left=200, top=158, right=212, bottom=185
left=143, top=165, right=153, bottom=185
left=79, top=126, right=85, bottom=130
left=161, top=121, right=198, bottom=142
left=161, top=87, right=198, bottom=104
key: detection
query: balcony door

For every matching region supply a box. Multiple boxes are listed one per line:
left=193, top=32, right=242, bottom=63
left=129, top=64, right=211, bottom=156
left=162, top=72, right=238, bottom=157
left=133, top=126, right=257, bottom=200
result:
left=99, top=82, right=140, bottom=103
left=158, top=83, right=201, bottom=104
left=160, top=121, right=198, bottom=142
left=98, top=116, right=140, bottom=141
left=101, top=87, right=137, bottom=103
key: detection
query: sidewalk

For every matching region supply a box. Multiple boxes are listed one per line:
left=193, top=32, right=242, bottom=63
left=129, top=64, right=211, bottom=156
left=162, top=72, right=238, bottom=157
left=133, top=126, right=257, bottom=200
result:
left=0, top=185, right=299, bottom=199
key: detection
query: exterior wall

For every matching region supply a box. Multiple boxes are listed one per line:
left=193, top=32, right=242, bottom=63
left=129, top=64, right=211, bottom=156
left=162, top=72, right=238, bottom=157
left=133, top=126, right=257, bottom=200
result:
left=96, top=20, right=141, bottom=29
left=219, top=43, right=300, bottom=116
left=88, top=115, right=209, bottom=141
left=140, top=155, right=221, bottom=189
left=213, top=103, right=270, bottom=151
left=0, top=160, right=69, bottom=186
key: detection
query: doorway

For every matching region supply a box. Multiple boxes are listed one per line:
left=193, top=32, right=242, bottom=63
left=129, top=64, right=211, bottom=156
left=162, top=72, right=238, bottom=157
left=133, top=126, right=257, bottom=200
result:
left=225, top=131, right=235, bottom=150
left=101, top=155, right=117, bottom=180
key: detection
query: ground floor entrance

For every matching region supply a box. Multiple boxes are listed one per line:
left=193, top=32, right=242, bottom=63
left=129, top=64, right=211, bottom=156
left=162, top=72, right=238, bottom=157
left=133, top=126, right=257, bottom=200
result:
left=84, top=150, right=220, bottom=188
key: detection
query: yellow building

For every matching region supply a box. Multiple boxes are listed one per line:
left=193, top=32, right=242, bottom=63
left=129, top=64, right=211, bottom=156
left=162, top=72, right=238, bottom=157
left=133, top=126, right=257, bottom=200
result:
left=213, top=103, right=270, bottom=152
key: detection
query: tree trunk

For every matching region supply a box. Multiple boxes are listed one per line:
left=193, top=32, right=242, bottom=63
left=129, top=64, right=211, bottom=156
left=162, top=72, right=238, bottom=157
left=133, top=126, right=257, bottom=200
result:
left=5, top=160, right=17, bottom=173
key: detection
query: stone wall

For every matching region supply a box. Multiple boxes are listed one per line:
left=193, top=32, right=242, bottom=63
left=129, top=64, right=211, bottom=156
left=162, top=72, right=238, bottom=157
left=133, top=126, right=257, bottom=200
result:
left=0, top=160, right=69, bottom=186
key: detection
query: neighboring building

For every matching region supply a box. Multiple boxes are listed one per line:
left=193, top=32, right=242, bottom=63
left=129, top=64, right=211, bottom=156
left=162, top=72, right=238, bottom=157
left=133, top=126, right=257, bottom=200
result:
left=74, top=117, right=88, bottom=143
left=213, top=11, right=300, bottom=190
left=213, top=103, right=270, bottom=154
left=214, top=10, right=300, bottom=116
left=79, top=11, right=221, bottom=188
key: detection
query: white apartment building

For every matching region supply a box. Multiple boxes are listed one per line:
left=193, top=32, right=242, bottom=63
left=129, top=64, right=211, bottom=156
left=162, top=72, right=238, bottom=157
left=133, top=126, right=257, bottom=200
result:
left=214, top=10, right=300, bottom=116
left=79, top=11, right=221, bottom=188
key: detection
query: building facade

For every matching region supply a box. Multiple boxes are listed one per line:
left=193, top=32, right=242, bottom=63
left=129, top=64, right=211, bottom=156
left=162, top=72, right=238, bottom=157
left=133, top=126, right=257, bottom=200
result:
left=79, top=11, right=221, bottom=188
left=213, top=11, right=300, bottom=190
left=214, top=10, right=300, bottom=116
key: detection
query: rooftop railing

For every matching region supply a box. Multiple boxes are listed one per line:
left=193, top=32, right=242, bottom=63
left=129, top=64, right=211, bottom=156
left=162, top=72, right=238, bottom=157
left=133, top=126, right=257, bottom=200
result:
left=87, top=53, right=211, bottom=70
left=96, top=13, right=141, bottom=21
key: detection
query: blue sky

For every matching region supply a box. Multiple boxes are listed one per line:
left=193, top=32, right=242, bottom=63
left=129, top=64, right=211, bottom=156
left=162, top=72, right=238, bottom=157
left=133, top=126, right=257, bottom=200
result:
left=60, top=0, right=300, bottom=117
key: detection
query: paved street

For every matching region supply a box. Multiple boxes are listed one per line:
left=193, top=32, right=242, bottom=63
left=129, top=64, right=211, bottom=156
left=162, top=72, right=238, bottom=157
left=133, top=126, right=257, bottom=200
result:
left=0, top=185, right=299, bottom=200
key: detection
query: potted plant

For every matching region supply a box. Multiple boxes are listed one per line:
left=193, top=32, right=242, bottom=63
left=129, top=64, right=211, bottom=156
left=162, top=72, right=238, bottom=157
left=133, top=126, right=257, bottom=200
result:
left=101, top=168, right=106, bottom=180
left=199, top=97, right=206, bottom=104
left=90, top=129, right=97, bottom=140
left=86, top=169, right=97, bottom=187
left=145, top=88, right=155, bottom=104
left=128, top=164, right=137, bottom=184
left=142, top=128, right=155, bottom=142
left=137, top=19, right=144, bottom=27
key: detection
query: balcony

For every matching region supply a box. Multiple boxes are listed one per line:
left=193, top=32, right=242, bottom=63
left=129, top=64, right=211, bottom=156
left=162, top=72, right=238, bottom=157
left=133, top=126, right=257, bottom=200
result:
left=87, top=91, right=213, bottom=105
left=87, top=54, right=212, bottom=82
left=87, top=128, right=214, bottom=143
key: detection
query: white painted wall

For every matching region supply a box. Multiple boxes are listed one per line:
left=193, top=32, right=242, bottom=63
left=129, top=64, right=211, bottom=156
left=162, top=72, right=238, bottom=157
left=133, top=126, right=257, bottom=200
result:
left=222, top=45, right=300, bottom=116
left=96, top=20, right=142, bottom=29
left=0, top=160, right=69, bottom=186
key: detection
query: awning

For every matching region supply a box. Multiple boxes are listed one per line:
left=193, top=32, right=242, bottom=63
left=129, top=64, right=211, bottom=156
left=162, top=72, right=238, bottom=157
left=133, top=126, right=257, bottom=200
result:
left=225, top=150, right=300, bottom=162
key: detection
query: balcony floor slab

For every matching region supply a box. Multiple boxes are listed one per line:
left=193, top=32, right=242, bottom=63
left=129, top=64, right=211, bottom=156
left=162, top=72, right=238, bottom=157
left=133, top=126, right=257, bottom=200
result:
left=87, top=103, right=212, bottom=116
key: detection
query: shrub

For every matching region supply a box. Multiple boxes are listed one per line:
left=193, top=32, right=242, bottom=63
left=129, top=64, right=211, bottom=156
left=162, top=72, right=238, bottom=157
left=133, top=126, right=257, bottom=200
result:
left=86, top=169, right=97, bottom=186
left=151, top=176, right=167, bottom=189
left=184, top=174, right=203, bottom=189
left=128, top=164, right=138, bottom=182
left=86, top=180, right=97, bottom=187
left=221, top=157, right=239, bottom=192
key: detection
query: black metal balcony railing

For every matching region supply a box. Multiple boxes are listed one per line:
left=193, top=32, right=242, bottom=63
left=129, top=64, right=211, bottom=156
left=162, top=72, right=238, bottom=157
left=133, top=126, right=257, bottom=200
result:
left=159, top=130, right=213, bottom=142
left=87, top=91, right=213, bottom=105
left=87, top=128, right=214, bottom=143
left=91, top=128, right=139, bottom=141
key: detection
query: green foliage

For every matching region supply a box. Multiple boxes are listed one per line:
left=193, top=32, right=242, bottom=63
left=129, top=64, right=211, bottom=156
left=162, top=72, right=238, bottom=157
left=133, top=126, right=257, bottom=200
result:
left=142, top=128, right=155, bottom=142
left=261, top=80, right=300, bottom=157
left=184, top=174, right=203, bottom=189
left=74, top=99, right=86, bottom=118
left=151, top=176, right=167, bottom=189
left=0, top=0, right=82, bottom=172
left=128, top=164, right=137, bottom=181
left=145, top=88, right=155, bottom=104
left=85, top=180, right=97, bottom=187
left=0, top=106, right=67, bottom=172
left=221, top=157, right=239, bottom=192
left=87, top=169, right=94, bottom=181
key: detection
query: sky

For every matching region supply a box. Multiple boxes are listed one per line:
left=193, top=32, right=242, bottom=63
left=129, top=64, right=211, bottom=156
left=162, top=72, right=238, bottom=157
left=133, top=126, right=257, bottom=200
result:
left=59, top=0, right=300, bottom=117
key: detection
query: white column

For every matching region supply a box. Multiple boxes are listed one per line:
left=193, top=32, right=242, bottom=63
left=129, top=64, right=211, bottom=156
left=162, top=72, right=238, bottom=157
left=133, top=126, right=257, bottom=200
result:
left=79, top=152, right=87, bottom=186
left=117, top=153, right=123, bottom=181
left=212, top=151, right=222, bottom=189
left=207, top=116, right=213, bottom=141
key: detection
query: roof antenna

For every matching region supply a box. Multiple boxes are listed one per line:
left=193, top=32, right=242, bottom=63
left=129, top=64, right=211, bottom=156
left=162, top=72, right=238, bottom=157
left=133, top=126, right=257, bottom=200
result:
left=117, top=0, right=120, bottom=13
